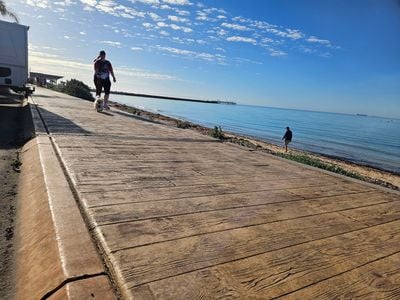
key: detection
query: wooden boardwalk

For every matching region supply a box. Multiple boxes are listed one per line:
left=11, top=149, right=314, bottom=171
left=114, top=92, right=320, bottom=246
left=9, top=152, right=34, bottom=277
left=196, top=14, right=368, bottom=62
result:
left=31, top=88, right=400, bottom=299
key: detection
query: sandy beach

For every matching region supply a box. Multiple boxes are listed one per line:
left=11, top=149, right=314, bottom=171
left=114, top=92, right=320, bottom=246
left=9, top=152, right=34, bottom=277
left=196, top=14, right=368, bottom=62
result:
left=111, top=101, right=399, bottom=191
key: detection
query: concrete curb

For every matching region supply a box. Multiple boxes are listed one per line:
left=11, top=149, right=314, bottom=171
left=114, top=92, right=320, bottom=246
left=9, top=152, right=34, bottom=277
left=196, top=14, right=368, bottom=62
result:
left=14, top=135, right=116, bottom=297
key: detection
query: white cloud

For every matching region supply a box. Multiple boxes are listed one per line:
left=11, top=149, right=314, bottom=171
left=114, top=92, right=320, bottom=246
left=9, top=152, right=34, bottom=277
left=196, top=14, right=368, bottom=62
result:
left=155, top=46, right=225, bottom=63
left=117, top=66, right=179, bottom=80
left=216, top=29, right=228, bottom=36
left=226, top=36, right=257, bottom=45
left=174, top=9, right=190, bottom=16
left=100, top=40, right=122, bottom=47
left=88, top=0, right=146, bottom=18
left=307, top=36, right=331, bottom=45
left=30, top=51, right=60, bottom=58
left=149, top=12, right=162, bottom=21
left=131, top=0, right=160, bottom=4
left=234, top=57, right=263, bottom=65
left=168, top=15, right=189, bottom=23
left=196, top=11, right=209, bottom=21
left=142, top=22, right=154, bottom=28
left=54, top=0, right=76, bottom=6
left=83, top=5, right=95, bottom=11
left=162, top=0, right=191, bottom=5
left=156, top=21, right=192, bottom=32
left=206, top=7, right=226, bottom=14
left=285, top=29, right=304, bottom=40
left=157, top=21, right=167, bottom=27
left=26, top=0, right=51, bottom=9
left=221, top=22, right=250, bottom=31
left=28, top=54, right=179, bottom=82
left=261, top=37, right=274, bottom=44
left=264, top=27, right=303, bottom=39
left=232, top=16, right=247, bottom=23
left=170, top=23, right=192, bottom=32
left=29, top=44, right=65, bottom=52
left=130, top=47, right=143, bottom=51
left=268, top=49, right=287, bottom=57
left=80, top=0, right=97, bottom=6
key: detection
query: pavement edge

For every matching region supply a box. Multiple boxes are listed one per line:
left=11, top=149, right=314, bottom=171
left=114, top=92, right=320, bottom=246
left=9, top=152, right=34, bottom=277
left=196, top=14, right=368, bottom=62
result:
left=14, top=134, right=117, bottom=297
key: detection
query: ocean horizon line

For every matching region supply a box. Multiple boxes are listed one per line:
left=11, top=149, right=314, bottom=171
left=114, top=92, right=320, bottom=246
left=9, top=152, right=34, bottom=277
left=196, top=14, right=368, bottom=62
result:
left=110, top=91, right=399, bottom=120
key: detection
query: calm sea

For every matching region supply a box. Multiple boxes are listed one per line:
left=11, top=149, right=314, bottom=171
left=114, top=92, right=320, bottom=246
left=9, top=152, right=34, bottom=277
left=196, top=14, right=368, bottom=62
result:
left=111, top=95, right=400, bottom=174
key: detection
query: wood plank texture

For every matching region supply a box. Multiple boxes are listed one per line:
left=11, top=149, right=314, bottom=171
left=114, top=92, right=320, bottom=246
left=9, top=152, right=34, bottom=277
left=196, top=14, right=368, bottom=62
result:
left=32, top=87, right=400, bottom=299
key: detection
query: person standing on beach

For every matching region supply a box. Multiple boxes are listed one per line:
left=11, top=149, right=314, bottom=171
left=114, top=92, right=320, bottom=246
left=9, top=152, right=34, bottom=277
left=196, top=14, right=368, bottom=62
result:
left=93, top=50, right=116, bottom=110
left=282, top=126, right=292, bottom=152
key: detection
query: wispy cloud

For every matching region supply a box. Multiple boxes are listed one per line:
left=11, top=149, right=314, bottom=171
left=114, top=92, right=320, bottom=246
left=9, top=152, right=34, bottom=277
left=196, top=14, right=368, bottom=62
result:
left=26, top=0, right=51, bottom=9
left=226, top=36, right=257, bottom=45
left=100, top=40, right=122, bottom=47
left=131, top=0, right=160, bottom=4
left=80, top=0, right=146, bottom=18
left=269, top=49, right=287, bottom=57
left=29, top=53, right=180, bottom=81
left=168, top=15, right=189, bottom=23
left=154, top=45, right=226, bottom=64
left=156, top=21, right=193, bottom=32
left=148, top=12, right=163, bottom=21
left=23, top=0, right=340, bottom=66
left=221, top=22, right=250, bottom=31
left=162, top=0, right=192, bottom=5
left=307, top=36, right=332, bottom=46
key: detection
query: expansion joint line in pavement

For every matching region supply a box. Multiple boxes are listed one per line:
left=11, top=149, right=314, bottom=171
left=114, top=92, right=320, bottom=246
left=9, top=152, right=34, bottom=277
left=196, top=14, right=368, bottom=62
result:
left=40, top=272, right=107, bottom=300
left=29, top=98, right=122, bottom=298
left=110, top=199, right=393, bottom=254
left=30, top=96, right=51, bottom=135
left=129, top=218, right=400, bottom=288
left=274, top=249, right=400, bottom=299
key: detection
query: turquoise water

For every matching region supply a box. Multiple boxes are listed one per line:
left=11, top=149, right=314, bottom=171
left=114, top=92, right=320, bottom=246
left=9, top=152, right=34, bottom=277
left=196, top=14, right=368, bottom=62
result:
left=111, top=95, right=400, bottom=174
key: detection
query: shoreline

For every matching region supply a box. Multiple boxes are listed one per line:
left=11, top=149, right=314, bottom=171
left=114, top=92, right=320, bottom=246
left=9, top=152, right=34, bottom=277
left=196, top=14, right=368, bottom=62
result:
left=110, top=101, right=399, bottom=190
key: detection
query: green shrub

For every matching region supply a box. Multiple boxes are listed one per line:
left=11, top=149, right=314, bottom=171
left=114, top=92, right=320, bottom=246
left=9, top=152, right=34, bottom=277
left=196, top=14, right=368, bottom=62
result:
left=48, top=79, right=94, bottom=101
left=277, top=153, right=364, bottom=180
left=209, top=126, right=224, bottom=139
left=62, top=79, right=94, bottom=101
left=176, top=121, right=191, bottom=129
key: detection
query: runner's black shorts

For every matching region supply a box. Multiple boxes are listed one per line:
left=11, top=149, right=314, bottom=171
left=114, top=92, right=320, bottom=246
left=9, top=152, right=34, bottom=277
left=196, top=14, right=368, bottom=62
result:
left=94, top=76, right=111, bottom=95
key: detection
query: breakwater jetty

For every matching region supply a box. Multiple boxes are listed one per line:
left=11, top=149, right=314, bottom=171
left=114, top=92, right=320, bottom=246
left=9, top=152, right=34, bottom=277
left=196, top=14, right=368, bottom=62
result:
left=92, top=89, right=236, bottom=104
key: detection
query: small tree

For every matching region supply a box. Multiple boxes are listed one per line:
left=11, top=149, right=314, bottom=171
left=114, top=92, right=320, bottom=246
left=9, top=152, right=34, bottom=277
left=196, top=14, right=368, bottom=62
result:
left=62, top=79, right=94, bottom=101
left=0, top=0, right=19, bottom=23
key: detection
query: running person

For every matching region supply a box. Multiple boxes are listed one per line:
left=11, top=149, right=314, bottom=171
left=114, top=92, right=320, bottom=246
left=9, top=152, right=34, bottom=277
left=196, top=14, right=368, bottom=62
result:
left=93, top=50, right=116, bottom=110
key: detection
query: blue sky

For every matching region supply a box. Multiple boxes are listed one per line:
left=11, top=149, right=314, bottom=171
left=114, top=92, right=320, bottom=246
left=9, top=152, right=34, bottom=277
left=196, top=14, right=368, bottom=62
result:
left=4, top=0, right=400, bottom=118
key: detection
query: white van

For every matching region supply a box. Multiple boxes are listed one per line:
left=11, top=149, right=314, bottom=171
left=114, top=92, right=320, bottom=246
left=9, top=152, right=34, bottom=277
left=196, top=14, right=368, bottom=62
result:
left=0, top=20, right=32, bottom=95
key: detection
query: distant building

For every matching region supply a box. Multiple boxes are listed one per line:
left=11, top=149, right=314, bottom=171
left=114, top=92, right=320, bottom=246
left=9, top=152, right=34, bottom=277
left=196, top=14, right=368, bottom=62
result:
left=29, top=72, right=63, bottom=87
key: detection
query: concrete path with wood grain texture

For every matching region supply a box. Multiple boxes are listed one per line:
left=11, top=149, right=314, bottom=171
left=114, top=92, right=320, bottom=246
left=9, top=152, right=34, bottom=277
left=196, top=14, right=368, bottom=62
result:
left=27, top=87, right=400, bottom=299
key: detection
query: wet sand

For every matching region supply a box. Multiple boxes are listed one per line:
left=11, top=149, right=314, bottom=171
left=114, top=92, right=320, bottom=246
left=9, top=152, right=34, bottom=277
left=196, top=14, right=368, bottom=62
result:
left=111, top=101, right=399, bottom=190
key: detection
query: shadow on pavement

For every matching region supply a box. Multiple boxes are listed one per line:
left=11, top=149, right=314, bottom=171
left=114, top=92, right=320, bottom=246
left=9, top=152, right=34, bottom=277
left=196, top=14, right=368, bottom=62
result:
left=0, top=105, right=32, bottom=150
left=36, top=107, right=92, bottom=135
